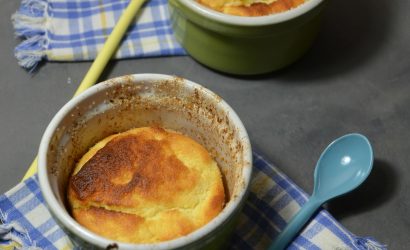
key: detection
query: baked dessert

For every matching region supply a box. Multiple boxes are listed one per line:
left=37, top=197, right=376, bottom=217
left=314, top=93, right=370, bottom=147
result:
left=197, top=0, right=306, bottom=16
left=67, top=127, right=225, bottom=243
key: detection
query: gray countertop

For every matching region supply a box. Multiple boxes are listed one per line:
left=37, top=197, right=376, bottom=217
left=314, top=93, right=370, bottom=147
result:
left=1, top=0, right=409, bottom=248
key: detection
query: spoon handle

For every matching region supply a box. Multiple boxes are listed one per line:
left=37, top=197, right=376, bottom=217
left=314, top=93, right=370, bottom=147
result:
left=269, top=196, right=322, bottom=250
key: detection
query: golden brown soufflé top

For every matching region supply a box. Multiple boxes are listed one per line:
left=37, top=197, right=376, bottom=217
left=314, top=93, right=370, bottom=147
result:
left=67, top=127, right=225, bottom=244
left=197, top=0, right=306, bottom=16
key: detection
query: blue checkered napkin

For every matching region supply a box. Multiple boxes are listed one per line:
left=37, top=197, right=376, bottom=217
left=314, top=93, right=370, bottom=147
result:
left=12, top=0, right=186, bottom=69
left=0, top=177, right=72, bottom=250
left=0, top=152, right=386, bottom=250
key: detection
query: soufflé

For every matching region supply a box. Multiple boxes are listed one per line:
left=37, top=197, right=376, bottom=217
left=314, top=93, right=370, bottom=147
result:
left=67, top=127, right=225, bottom=243
left=197, top=0, right=306, bottom=16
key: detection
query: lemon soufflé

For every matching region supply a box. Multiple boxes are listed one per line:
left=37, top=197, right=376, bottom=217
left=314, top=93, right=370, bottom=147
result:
left=197, top=0, right=306, bottom=16
left=67, top=127, right=225, bottom=243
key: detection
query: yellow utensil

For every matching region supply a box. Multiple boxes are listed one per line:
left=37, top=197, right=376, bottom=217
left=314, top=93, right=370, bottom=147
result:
left=22, top=0, right=146, bottom=180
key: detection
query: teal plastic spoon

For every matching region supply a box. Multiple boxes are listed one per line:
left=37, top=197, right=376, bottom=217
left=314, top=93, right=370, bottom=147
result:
left=269, top=133, right=373, bottom=250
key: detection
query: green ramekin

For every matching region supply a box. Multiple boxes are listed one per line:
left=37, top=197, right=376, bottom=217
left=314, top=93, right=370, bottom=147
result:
left=169, top=0, right=325, bottom=75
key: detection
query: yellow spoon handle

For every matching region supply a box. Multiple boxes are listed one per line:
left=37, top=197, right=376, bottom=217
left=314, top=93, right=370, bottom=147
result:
left=74, top=0, right=146, bottom=96
left=22, top=0, right=146, bottom=181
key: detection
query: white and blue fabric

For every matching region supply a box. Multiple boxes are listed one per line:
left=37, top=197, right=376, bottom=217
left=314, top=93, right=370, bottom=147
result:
left=12, top=0, right=186, bottom=69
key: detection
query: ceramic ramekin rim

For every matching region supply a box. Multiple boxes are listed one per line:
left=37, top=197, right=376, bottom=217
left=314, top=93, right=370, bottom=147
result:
left=175, top=0, right=323, bottom=26
left=38, top=73, right=253, bottom=250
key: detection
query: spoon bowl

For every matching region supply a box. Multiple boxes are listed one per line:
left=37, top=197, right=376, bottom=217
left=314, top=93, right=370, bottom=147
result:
left=269, top=133, right=373, bottom=250
left=313, top=133, right=373, bottom=201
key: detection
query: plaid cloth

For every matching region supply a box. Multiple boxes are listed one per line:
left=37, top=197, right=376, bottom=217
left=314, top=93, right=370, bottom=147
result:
left=0, top=152, right=385, bottom=249
left=12, top=0, right=186, bottom=69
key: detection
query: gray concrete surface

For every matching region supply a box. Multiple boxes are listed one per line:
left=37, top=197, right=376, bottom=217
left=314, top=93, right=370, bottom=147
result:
left=0, top=0, right=409, bottom=248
